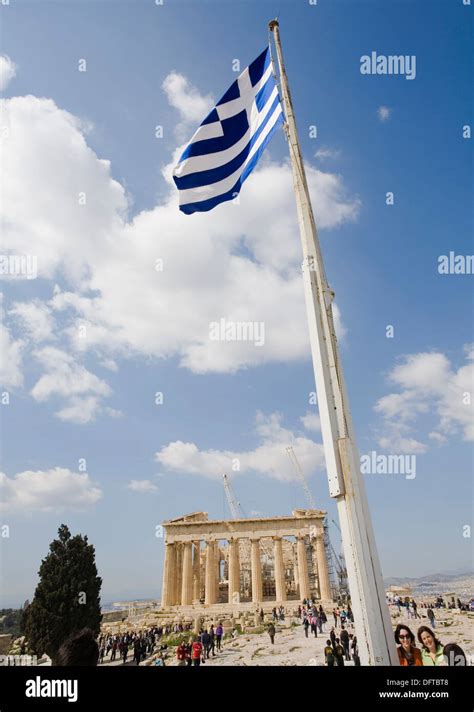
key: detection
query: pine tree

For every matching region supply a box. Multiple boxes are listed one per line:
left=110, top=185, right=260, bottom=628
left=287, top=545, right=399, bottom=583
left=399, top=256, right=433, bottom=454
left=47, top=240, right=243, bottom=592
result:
left=24, top=524, right=102, bottom=662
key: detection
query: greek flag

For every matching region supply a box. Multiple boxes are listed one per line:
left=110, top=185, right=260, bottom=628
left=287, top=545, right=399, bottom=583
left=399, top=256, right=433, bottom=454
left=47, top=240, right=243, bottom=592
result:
left=173, top=47, right=284, bottom=214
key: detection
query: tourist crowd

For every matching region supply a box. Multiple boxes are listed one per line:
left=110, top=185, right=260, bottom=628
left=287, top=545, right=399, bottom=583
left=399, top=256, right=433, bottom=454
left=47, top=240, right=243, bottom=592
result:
left=98, top=622, right=192, bottom=665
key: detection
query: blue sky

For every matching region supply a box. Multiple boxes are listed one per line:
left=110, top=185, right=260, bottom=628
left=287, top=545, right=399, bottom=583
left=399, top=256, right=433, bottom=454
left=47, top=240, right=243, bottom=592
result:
left=0, top=0, right=472, bottom=607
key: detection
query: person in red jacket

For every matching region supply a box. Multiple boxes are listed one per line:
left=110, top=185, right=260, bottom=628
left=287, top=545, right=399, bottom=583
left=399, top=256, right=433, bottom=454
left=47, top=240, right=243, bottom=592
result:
left=176, top=642, right=187, bottom=667
left=191, top=638, right=203, bottom=667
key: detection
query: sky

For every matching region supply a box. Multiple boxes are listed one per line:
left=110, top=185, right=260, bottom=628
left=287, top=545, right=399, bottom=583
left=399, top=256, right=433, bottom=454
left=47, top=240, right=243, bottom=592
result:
left=0, top=0, right=472, bottom=608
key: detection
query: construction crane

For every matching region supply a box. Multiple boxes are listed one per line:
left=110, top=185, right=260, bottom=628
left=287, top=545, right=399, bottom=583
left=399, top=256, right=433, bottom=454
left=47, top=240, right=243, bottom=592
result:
left=222, top=473, right=243, bottom=519
left=286, top=446, right=316, bottom=509
left=222, top=473, right=273, bottom=561
left=286, top=445, right=345, bottom=598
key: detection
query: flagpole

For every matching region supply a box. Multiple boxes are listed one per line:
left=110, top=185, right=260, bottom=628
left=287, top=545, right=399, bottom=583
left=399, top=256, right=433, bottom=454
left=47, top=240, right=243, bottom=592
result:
left=269, top=19, right=398, bottom=666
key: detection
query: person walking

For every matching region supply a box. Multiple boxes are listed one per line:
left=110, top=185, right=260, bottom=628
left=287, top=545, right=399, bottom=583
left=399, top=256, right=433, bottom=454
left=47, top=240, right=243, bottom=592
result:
left=185, top=639, right=193, bottom=667
left=176, top=642, right=187, bottom=667
left=133, top=639, right=141, bottom=666
left=340, top=627, right=350, bottom=661
left=334, top=638, right=345, bottom=666
left=215, top=623, right=223, bottom=651
left=268, top=623, right=276, bottom=645
left=191, top=638, right=203, bottom=667
left=351, top=636, right=361, bottom=666
left=324, top=640, right=335, bottom=667
left=303, top=615, right=310, bottom=639
left=427, top=607, right=436, bottom=629
left=209, top=625, right=216, bottom=657
left=201, top=629, right=211, bottom=659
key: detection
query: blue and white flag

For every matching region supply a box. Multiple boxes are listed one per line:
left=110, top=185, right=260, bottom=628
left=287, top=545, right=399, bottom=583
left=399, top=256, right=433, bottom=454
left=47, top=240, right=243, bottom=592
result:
left=173, top=47, right=284, bottom=214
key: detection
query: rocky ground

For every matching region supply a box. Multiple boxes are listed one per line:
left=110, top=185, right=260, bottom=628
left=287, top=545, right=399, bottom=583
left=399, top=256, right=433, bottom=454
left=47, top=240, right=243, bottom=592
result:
left=164, top=606, right=474, bottom=666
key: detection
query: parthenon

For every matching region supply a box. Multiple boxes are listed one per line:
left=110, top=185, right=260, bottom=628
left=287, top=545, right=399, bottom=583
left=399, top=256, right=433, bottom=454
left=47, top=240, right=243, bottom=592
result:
left=161, top=509, right=333, bottom=610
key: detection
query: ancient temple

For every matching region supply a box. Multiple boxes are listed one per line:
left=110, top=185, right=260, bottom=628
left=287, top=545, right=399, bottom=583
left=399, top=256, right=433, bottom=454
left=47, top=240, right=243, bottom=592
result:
left=160, top=509, right=333, bottom=610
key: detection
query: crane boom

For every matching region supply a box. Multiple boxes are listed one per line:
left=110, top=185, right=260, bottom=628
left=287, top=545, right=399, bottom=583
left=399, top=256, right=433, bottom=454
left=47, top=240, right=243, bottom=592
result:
left=222, top=473, right=242, bottom=520
left=286, top=446, right=317, bottom=509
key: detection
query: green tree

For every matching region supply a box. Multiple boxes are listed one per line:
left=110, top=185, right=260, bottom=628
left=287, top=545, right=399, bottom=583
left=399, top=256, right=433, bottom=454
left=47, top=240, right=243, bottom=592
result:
left=24, top=524, right=102, bottom=662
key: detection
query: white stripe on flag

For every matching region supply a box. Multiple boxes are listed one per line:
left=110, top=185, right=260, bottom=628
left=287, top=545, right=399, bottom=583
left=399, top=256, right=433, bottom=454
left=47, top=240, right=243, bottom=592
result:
left=177, top=101, right=283, bottom=205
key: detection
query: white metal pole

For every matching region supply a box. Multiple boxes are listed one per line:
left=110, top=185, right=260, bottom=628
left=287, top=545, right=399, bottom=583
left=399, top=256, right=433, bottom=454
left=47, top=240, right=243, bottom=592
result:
left=269, top=19, right=398, bottom=665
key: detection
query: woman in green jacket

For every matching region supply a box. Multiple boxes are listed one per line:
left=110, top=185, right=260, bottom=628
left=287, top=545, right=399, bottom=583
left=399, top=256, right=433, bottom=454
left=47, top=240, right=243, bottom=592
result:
left=417, top=626, right=446, bottom=666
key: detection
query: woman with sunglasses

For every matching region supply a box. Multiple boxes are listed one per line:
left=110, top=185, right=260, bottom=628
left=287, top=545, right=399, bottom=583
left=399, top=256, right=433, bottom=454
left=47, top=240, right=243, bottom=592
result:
left=394, top=624, right=422, bottom=666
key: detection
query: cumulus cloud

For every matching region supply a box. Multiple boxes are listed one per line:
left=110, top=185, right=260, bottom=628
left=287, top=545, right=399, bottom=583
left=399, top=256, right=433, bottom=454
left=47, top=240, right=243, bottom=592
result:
left=0, top=467, right=102, bottom=513
left=374, top=348, right=474, bottom=452
left=0, top=72, right=359, bottom=418
left=0, top=294, right=24, bottom=388
left=300, top=411, right=321, bottom=432
left=30, top=347, right=113, bottom=423
left=10, top=300, right=55, bottom=342
left=155, top=411, right=325, bottom=482
left=162, top=71, right=214, bottom=140
left=0, top=55, right=17, bottom=91
left=127, top=479, right=159, bottom=493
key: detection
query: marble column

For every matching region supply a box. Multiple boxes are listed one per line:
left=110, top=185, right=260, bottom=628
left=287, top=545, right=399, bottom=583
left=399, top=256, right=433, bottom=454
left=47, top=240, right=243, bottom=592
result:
left=214, top=541, right=220, bottom=602
left=161, top=541, right=176, bottom=608
left=228, top=538, right=241, bottom=604
left=192, top=541, right=201, bottom=602
left=175, top=543, right=183, bottom=606
left=205, top=540, right=217, bottom=605
left=251, top=538, right=263, bottom=603
left=273, top=537, right=286, bottom=602
left=293, top=543, right=300, bottom=597
left=181, top=541, right=193, bottom=605
left=316, top=533, right=332, bottom=600
left=297, top=535, right=311, bottom=601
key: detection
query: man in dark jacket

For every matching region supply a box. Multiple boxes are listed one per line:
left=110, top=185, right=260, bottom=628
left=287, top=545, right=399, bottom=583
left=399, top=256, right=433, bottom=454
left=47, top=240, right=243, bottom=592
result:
left=340, top=627, right=350, bottom=661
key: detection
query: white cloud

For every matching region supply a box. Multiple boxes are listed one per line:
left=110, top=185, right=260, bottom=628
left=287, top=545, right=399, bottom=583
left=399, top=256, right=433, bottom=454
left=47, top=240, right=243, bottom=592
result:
left=377, top=106, right=391, bottom=122
left=0, top=467, right=102, bottom=513
left=315, top=147, right=341, bottom=161
left=428, top=431, right=448, bottom=445
left=100, top=358, right=118, bottom=372
left=127, top=479, right=159, bottom=493
left=300, top=411, right=321, bottom=432
left=30, top=347, right=112, bottom=423
left=0, top=294, right=24, bottom=388
left=56, top=396, right=103, bottom=424
left=0, top=55, right=17, bottom=91
left=155, top=411, right=325, bottom=482
left=0, top=76, right=358, bottom=409
left=10, top=300, right=55, bottom=342
left=1, top=96, right=128, bottom=282
left=374, top=348, right=474, bottom=451
left=162, top=71, right=214, bottom=138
